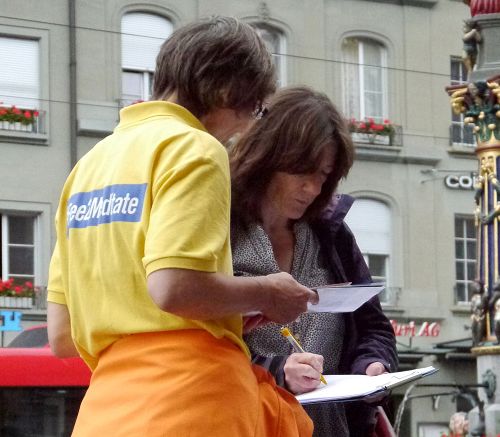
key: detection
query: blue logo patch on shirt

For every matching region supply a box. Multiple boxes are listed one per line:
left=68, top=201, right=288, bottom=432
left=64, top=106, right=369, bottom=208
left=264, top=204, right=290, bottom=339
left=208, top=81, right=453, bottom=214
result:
left=67, top=183, right=147, bottom=231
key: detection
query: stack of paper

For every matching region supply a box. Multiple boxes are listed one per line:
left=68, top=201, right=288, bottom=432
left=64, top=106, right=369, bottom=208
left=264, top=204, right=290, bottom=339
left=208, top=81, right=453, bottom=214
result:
left=296, top=366, right=438, bottom=404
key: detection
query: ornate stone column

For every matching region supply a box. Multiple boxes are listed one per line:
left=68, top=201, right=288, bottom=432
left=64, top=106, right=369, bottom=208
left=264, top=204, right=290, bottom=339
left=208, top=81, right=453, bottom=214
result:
left=447, top=4, right=500, bottom=436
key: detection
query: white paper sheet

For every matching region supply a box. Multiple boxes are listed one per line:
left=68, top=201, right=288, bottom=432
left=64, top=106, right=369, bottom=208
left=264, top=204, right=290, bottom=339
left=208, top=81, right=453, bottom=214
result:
left=308, top=284, right=385, bottom=313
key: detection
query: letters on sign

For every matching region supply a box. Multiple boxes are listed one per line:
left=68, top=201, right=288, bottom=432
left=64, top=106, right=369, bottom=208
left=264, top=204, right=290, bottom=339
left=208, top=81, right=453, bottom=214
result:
left=390, top=320, right=440, bottom=337
left=0, top=311, right=22, bottom=332
left=444, top=174, right=477, bottom=190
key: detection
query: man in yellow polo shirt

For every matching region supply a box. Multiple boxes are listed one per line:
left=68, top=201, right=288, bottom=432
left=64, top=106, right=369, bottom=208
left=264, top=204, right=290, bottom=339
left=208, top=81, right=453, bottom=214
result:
left=47, top=16, right=317, bottom=436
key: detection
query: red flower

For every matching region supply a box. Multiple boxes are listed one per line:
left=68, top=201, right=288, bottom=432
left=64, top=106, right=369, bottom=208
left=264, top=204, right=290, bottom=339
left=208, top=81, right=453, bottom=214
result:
left=24, top=111, right=32, bottom=118
left=359, top=122, right=366, bottom=129
left=383, top=119, right=390, bottom=124
left=14, top=286, right=22, bottom=294
left=33, top=111, right=39, bottom=117
left=25, top=281, right=33, bottom=288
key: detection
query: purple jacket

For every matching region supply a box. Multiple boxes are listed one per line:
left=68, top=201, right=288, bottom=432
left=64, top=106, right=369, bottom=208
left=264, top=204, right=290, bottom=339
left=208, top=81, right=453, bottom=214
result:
left=312, top=194, right=398, bottom=375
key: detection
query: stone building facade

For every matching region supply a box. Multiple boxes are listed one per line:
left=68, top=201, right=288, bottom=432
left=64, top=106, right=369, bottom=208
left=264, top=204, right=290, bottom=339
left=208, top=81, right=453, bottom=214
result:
left=0, top=0, right=481, bottom=435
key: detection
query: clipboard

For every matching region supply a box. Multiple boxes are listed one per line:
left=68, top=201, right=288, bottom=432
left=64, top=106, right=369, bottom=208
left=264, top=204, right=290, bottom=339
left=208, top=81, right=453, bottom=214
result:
left=295, top=366, right=438, bottom=405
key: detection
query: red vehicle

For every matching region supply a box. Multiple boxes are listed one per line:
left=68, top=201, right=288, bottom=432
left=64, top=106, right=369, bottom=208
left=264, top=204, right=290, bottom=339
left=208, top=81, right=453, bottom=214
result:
left=0, top=325, right=91, bottom=437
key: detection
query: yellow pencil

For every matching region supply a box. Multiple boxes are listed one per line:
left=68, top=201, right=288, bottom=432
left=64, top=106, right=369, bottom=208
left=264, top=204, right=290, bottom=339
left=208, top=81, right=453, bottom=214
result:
left=280, top=326, right=328, bottom=385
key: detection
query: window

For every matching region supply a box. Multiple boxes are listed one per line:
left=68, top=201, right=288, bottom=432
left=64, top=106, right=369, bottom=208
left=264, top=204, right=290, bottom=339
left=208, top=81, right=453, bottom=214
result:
left=344, top=199, right=391, bottom=302
left=342, top=37, right=387, bottom=122
left=450, top=58, right=475, bottom=147
left=454, top=216, right=477, bottom=304
left=0, top=36, right=42, bottom=134
left=121, top=13, right=173, bottom=105
left=0, top=36, right=39, bottom=109
left=254, top=23, right=286, bottom=87
left=1, top=214, right=37, bottom=284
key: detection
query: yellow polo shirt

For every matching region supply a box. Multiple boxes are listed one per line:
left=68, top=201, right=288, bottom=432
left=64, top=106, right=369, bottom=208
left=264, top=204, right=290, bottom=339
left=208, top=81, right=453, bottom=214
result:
left=48, top=101, right=247, bottom=370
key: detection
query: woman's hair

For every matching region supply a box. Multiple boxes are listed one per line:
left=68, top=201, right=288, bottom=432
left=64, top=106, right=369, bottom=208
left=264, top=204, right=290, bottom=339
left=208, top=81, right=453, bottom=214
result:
left=230, top=86, right=354, bottom=223
left=152, top=16, right=276, bottom=118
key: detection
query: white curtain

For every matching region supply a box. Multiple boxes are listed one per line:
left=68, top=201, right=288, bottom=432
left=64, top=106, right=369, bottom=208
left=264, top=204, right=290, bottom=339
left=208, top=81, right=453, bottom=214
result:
left=343, top=38, right=386, bottom=121
left=342, top=37, right=360, bottom=120
left=362, top=41, right=384, bottom=120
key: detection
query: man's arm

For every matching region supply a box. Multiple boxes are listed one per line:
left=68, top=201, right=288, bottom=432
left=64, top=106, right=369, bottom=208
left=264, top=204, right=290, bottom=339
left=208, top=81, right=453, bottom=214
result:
left=147, top=268, right=318, bottom=324
left=47, top=302, right=79, bottom=358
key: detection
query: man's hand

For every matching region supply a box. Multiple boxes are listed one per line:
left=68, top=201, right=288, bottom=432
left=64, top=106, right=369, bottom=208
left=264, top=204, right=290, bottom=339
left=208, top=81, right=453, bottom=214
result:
left=284, top=352, right=324, bottom=394
left=260, top=272, right=318, bottom=324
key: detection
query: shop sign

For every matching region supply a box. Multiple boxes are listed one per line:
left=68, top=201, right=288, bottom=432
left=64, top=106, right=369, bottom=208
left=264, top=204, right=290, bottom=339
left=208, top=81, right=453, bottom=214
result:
left=390, top=320, right=440, bottom=337
left=444, top=174, right=477, bottom=190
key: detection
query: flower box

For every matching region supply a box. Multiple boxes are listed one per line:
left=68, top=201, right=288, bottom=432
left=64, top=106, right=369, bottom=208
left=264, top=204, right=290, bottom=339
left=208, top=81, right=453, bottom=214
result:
left=0, top=279, right=37, bottom=309
left=348, top=118, right=395, bottom=146
left=351, top=132, right=391, bottom=146
left=0, top=296, right=33, bottom=309
left=0, top=104, right=39, bottom=133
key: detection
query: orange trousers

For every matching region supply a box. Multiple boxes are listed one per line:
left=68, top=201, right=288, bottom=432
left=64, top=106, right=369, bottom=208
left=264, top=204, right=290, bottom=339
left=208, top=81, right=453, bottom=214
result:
left=72, top=330, right=313, bottom=437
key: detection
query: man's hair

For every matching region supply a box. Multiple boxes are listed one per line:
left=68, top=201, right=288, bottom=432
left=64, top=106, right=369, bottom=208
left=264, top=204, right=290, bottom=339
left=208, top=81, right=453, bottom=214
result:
left=152, top=16, right=276, bottom=118
left=230, top=86, right=354, bottom=223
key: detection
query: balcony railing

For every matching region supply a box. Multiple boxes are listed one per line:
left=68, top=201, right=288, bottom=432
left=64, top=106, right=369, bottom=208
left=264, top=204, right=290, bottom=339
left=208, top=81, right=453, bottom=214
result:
left=0, top=109, right=46, bottom=135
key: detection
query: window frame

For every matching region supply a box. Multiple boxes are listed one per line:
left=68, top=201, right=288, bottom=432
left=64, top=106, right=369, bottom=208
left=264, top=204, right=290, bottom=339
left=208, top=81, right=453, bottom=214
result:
left=1, top=213, right=40, bottom=284
left=342, top=37, right=388, bottom=122
left=120, top=12, right=173, bottom=105
left=252, top=22, right=287, bottom=88
left=0, top=201, right=50, bottom=288
left=121, top=69, right=154, bottom=105
left=454, top=215, right=477, bottom=305
left=450, top=57, right=475, bottom=148
left=0, top=35, right=40, bottom=110
left=0, top=25, right=49, bottom=143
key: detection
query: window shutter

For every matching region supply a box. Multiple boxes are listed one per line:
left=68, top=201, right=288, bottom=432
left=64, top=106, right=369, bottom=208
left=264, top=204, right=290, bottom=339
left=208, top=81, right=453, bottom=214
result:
left=345, top=198, right=391, bottom=254
left=0, top=37, right=39, bottom=109
left=121, top=13, right=173, bottom=71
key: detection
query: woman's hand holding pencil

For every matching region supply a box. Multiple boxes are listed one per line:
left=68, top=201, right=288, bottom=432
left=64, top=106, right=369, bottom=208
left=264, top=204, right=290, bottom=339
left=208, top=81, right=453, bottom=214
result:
left=280, top=326, right=327, bottom=395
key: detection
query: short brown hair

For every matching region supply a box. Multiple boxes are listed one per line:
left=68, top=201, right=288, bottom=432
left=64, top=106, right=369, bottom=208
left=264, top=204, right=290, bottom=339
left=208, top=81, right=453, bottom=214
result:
left=152, top=16, right=276, bottom=118
left=230, top=86, right=354, bottom=223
